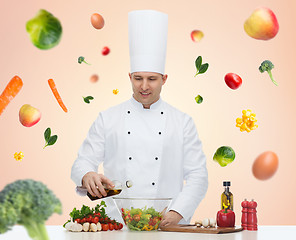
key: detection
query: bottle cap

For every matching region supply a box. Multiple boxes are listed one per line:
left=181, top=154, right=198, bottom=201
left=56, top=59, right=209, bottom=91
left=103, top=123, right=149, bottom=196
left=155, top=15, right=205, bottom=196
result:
left=223, top=181, right=231, bottom=186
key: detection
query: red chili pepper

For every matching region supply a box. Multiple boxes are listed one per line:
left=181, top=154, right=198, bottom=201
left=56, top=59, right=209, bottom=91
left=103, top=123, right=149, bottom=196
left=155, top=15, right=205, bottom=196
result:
left=217, top=208, right=235, bottom=227
left=224, top=73, right=242, bottom=90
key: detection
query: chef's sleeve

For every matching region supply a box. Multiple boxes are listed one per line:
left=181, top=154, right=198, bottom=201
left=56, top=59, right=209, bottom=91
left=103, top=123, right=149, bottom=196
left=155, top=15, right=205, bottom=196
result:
left=169, top=116, right=208, bottom=222
left=71, top=113, right=105, bottom=187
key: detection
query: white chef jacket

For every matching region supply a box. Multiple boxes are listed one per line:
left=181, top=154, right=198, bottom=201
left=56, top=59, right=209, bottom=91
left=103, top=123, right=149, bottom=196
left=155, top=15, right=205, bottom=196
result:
left=71, top=97, right=208, bottom=223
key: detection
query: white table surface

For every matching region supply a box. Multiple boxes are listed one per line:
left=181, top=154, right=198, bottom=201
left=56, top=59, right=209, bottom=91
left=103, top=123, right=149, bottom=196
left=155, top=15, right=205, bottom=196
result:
left=0, top=226, right=295, bottom=240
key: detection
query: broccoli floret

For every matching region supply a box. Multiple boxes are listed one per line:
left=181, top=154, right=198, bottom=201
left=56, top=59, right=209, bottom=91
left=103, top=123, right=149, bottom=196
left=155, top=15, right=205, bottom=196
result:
left=0, top=179, right=62, bottom=240
left=259, top=60, right=278, bottom=86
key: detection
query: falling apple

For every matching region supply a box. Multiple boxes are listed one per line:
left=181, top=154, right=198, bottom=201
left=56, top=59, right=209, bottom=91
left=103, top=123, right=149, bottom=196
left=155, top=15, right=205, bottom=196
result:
left=244, top=7, right=279, bottom=40
left=19, top=104, right=41, bottom=127
left=191, top=30, right=204, bottom=42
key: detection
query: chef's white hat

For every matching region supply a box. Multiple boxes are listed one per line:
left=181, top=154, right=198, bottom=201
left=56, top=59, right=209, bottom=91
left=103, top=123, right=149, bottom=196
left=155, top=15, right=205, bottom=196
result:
left=128, top=10, right=168, bottom=75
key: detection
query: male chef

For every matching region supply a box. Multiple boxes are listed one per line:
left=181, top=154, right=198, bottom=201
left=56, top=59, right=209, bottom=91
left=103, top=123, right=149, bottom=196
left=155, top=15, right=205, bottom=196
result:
left=71, top=10, right=208, bottom=226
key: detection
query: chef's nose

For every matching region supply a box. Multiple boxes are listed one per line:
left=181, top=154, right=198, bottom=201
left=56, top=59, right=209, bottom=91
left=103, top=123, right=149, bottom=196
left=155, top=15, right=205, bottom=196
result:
left=141, top=79, right=149, bottom=91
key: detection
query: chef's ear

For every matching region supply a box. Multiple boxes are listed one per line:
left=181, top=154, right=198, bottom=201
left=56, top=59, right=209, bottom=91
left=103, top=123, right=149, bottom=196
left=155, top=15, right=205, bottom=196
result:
left=128, top=73, right=132, bottom=80
left=162, top=74, right=168, bottom=85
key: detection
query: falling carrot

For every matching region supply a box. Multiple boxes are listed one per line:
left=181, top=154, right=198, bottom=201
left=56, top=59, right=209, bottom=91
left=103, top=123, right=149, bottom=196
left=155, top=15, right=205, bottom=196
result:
left=0, top=75, right=23, bottom=116
left=48, top=79, right=68, bottom=113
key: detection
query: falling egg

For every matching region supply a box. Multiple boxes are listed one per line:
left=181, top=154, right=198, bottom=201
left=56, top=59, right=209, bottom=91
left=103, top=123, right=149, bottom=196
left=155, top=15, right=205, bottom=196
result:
left=191, top=30, right=204, bottom=42
left=252, top=151, right=279, bottom=180
left=90, top=74, right=99, bottom=83
left=91, top=13, right=105, bottom=29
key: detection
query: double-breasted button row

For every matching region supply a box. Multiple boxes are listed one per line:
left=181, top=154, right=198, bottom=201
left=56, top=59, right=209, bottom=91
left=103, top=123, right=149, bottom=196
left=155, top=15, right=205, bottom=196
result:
left=128, top=156, right=159, bottom=161
left=127, top=110, right=163, bottom=114
left=127, top=131, right=162, bottom=135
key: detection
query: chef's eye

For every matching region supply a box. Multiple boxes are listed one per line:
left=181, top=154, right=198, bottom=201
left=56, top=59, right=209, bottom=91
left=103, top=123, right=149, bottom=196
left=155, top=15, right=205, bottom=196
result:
left=149, top=78, right=156, bottom=81
left=134, top=78, right=142, bottom=80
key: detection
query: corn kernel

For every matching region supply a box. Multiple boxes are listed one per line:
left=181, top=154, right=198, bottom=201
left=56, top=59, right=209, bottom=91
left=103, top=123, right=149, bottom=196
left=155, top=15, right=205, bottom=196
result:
left=236, top=109, right=258, bottom=133
left=236, top=118, right=243, bottom=124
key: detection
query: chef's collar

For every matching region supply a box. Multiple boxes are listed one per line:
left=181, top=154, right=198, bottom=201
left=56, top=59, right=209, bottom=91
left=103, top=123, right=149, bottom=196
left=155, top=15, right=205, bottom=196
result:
left=130, top=96, right=163, bottom=110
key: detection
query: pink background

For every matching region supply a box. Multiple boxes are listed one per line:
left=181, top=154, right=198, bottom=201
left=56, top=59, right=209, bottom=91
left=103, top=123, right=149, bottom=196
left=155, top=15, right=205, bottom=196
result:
left=1, top=0, right=295, bottom=225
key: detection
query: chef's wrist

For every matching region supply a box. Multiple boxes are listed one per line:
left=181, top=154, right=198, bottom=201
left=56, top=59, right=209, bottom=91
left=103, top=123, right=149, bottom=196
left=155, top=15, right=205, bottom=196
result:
left=169, top=210, right=183, bottom=220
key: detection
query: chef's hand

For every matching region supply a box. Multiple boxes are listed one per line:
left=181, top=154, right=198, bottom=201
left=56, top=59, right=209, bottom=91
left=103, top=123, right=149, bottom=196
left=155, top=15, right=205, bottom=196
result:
left=82, top=172, right=115, bottom=198
left=159, top=210, right=183, bottom=227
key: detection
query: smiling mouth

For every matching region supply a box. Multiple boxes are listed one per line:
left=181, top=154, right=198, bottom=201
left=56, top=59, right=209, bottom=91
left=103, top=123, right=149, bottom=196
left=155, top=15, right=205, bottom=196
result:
left=140, top=92, right=150, bottom=97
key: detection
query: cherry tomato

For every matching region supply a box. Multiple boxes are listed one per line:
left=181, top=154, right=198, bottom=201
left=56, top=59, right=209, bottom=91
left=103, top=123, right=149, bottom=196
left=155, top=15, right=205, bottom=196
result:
left=108, top=223, right=114, bottom=231
left=93, top=216, right=99, bottom=224
left=104, top=217, right=109, bottom=223
left=101, top=224, right=109, bottom=231
left=94, top=212, right=101, bottom=217
left=75, top=218, right=81, bottom=224
left=114, top=224, right=119, bottom=230
left=118, top=223, right=123, bottom=230
left=133, top=214, right=141, bottom=222
left=86, top=215, right=93, bottom=223
left=81, top=217, right=87, bottom=224
left=224, top=73, right=242, bottom=90
left=102, top=46, right=110, bottom=56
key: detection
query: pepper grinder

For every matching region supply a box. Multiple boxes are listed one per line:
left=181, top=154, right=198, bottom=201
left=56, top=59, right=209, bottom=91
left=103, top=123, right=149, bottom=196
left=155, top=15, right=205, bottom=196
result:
left=241, top=199, right=249, bottom=230
left=247, top=199, right=258, bottom=231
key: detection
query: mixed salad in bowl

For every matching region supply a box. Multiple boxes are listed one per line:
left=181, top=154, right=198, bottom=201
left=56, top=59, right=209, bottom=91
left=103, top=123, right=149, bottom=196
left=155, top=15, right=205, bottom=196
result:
left=113, top=197, right=172, bottom=231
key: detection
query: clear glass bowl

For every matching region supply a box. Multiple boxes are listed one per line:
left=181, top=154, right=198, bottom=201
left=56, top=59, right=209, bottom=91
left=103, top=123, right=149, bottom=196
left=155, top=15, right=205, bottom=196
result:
left=113, top=197, right=172, bottom=231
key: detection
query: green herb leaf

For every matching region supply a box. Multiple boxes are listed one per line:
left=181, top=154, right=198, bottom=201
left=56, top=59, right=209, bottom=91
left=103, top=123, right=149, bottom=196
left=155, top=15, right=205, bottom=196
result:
left=44, top=128, right=51, bottom=142
left=199, top=63, right=209, bottom=74
left=83, top=96, right=94, bottom=104
left=195, top=56, right=202, bottom=71
left=83, top=98, right=90, bottom=103
left=48, top=135, right=58, bottom=146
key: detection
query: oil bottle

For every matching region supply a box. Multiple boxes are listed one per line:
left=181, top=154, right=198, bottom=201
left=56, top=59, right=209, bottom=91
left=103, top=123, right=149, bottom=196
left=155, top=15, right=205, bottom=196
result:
left=87, top=180, right=132, bottom=201
left=221, top=181, right=233, bottom=210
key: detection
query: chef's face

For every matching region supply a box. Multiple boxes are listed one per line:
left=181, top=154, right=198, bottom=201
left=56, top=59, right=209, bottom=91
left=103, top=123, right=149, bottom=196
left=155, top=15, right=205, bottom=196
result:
left=129, top=72, right=167, bottom=109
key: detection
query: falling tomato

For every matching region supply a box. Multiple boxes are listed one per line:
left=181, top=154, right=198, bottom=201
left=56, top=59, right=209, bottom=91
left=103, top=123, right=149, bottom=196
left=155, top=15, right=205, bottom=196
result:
left=252, top=151, right=279, bottom=180
left=102, top=46, right=110, bottom=55
left=224, top=73, right=242, bottom=90
left=91, top=13, right=105, bottom=29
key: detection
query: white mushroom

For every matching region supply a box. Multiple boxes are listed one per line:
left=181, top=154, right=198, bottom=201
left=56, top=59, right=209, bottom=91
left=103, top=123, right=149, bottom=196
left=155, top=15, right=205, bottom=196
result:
left=97, top=222, right=102, bottom=231
left=71, top=222, right=83, bottom=232
left=209, top=218, right=216, bottom=227
left=90, top=223, right=98, bottom=232
left=202, top=218, right=210, bottom=228
left=195, top=220, right=202, bottom=227
left=82, top=222, right=90, bottom=232
left=65, top=222, right=75, bottom=231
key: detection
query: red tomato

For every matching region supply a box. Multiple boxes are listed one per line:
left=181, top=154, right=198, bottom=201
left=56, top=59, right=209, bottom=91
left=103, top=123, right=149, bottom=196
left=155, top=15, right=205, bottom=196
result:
left=86, top=215, right=93, bottom=223
left=224, top=73, right=242, bottom=90
left=104, top=217, right=110, bottom=223
left=93, top=216, right=99, bottom=224
left=118, top=223, right=123, bottom=230
left=94, top=212, right=101, bottom=217
left=75, top=218, right=81, bottom=224
left=102, top=46, right=110, bottom=56
left=81, top=217, right=87, bottom=224
left=102, top=224, right=109, bottom=231
left=108, top=223, right=114, bottom=231
left=99, top=217, right=104, bottom=223
left=114, top=224, right=119, bottom=230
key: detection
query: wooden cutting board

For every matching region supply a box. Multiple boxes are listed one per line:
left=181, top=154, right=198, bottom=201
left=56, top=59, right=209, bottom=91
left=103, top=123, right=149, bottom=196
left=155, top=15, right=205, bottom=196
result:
left=160, top=224, right=243, bottom=234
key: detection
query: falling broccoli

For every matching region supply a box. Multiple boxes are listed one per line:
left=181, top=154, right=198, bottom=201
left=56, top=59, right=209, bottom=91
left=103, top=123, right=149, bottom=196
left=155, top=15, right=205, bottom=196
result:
left=0, top=179, right=62, bottom=240
left=78, top=56, right=91, bottom=65
left=259, top=60, right=278, bottom=86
